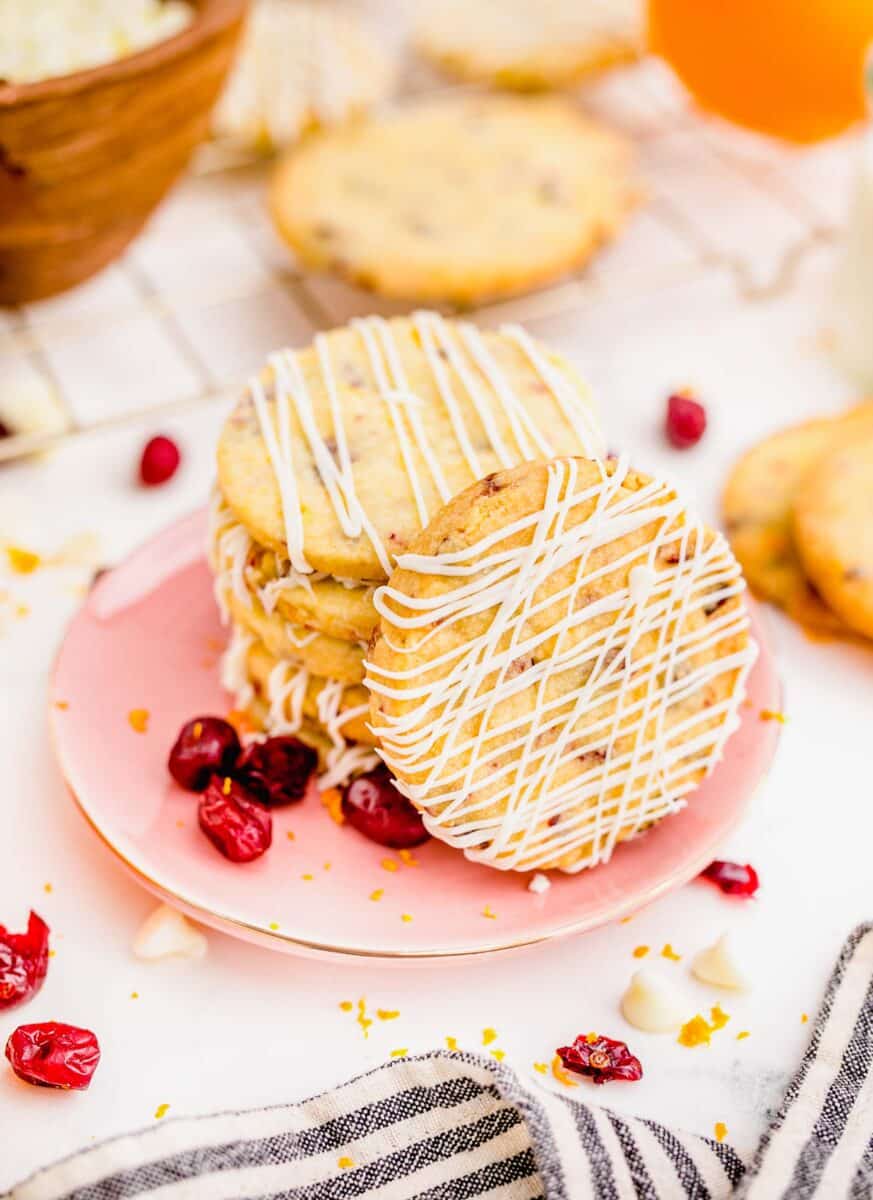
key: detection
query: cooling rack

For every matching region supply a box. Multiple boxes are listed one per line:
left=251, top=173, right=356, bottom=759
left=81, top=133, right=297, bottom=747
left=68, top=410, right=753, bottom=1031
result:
left=0, top=35, right=859, bottom=464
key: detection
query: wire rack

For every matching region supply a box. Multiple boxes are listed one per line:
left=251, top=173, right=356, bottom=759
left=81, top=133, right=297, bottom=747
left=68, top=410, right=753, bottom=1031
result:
left=0, top=34, right=860, bottom=464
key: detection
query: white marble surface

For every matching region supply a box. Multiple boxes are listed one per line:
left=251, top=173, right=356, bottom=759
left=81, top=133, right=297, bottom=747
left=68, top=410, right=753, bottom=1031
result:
left=2, top=228, right=872, bottom=1190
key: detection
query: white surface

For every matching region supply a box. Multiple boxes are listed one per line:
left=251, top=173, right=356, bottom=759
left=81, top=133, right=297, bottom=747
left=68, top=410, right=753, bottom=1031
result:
left=2, top=248, right=872, bottom=1191
left=0, top=51, right=871, bottom=1190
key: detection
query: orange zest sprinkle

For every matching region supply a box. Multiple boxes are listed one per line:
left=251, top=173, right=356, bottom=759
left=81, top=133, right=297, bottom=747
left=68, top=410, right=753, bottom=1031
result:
left=222, top=776, right=232, bottom=795
left=302, top=873, right=314, bottom=881
left=619, top=915, right=634, bottom=924
left=632, top=945, right=650, bottom=959
left=268, top=922, right=279, bottom=932
left=321, top=788, right=344, bottom=825
left=482, top=1028, right=498, bottom=1046
left=760, top=709, right=787, bottom=724
left=737, top=1031, right=751, bottom=1041
left=445, top=1036, right=458, bottom=1051
left=551, top=1054, right=578, bottom=1088
left=801, top=1013, right=809, bottom=1024
left=128, top=708, right=149, bottom=733
left=6, top=546, right=41, bottom=574
left=369, top=889, right=384, bottom=902
left=482, top=905, right=497, bottom=919
left=337, top=1156, right=355, bottom=1169
left=710, top=1004, right=730, bottom=1030
left=356, top=998, right=372, bottom=1038
left=401, top=913, right=413, bottom=923
left=678, top=1015, right=713, bottom=1047
left=176, top=820, right=185, bottom=829
left=382, top=858, right=399, bottom=872
left=15, top=603, right=30, bottom=618
left=389, top=1049, right=407, bottom=1058
left=533, top=1062, right=548, bottom=1075
left=54, top=701, right=69, bottom=711
left=43, top=883, right=52, bottom=894
left=154, top=1104, right=170, bottom=1120
left=661, top=943, right=682, bottom=962
left=377, top=1009, right=400, bottom=1021
left=585, top=1032, right=598, bottom=1044
left=714, top=1122, right=728, bottom=1143
left=398, top=849, right=419, bottom=867
left=491, top=1049, right=505, bottom=1062
left=339, top=1001, right=353, bottom=1012
left=130, top=992, right=139, bottom=1000
left=323, top=862, right=331, bottom=871
left=226, top=709, right=258, bottom=737
left=192, top=721, right=203, bottom=739
left=286, top=831, right=296, bottom=841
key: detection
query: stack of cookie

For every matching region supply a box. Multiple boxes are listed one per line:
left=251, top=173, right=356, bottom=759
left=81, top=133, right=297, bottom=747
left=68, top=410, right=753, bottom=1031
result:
left=723, top=402, right=873, bottom=640
left=209, top=312, right=605, bottom=788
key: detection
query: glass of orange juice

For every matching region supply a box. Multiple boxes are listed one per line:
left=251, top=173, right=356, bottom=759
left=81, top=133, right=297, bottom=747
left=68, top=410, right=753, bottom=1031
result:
left=648, top=0, right=873, bottom=143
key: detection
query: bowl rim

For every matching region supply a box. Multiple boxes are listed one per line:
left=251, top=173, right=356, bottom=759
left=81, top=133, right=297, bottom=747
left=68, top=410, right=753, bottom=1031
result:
left=0, top=0, right=249, bottom=109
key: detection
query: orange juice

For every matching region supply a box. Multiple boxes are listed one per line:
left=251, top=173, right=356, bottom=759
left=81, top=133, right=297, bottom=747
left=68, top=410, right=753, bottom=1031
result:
left=648, top=0, right=873, bottom=143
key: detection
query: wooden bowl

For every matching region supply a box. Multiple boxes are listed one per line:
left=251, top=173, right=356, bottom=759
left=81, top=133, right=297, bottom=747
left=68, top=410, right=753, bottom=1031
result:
left=0, top=0, right=249, bottom=305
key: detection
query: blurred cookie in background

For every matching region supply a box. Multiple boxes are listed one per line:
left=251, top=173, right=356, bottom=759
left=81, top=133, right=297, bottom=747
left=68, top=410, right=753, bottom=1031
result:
left=270, top=94, right=635, bottom=305
left=213, top=0, right=396, bottom=152
left=415, top=0, right=642, bottom=91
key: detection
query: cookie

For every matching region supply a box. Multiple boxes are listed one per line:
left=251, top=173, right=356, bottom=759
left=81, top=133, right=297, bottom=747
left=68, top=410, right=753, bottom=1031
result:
left=217, top=313, right=605, bottom=582
left=224, top=589, right=365, bottom=684
left=270, top=95, right=634, bottom=304
left=793, top=437, right=873, bottom=639
left=367, top=456, right=755, bottom=874
left=722, top=402, right=873, bottom=635
left=213, top=0, right=395, bottom=150
left=416, top=0, right=641, bottom=91
left=221, top=627, right=379, bottom=788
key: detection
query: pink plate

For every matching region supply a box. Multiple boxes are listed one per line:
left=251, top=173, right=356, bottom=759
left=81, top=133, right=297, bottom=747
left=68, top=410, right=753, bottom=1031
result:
left=50, top=509, right=782, bottom=963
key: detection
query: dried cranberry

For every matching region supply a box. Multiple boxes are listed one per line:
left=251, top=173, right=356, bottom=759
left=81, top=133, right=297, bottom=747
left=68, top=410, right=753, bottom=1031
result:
left=168, top=716, right=241, bottom=792
left=665, top=393, right=707, bottom=449
left=701, top=860, right=759, bottom=898
left=557, top=1034, right=643, bottom=1085
left=198, top=776, right=272, bottom=863
left=235, top=736, right=317, bottom=806
left=341, top=767, right=430, bottom=848
left=139, top=435, right=181, bottom=486
left=6, top=1023, right=100, bottom=1090
left=0, top=911, right=50, bottom=1011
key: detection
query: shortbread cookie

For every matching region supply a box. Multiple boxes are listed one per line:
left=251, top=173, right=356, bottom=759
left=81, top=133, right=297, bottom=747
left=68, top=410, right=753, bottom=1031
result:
left=416, top=0, right=641, bottom=91
left=793, top=437, right=873, bottom=639
left=722, top=403, right=873, bottom=635
left=217, top=313, right=604, bottom=582
left=368, top=456, right=756, bottom=874
left=270, top=95, right=634, bottom=304
left=246, top=639, right=376, bottom=747
left=225, top=589, right=365, bottom=684
left=221, top=628, right=379, bottom=787
left=213, top=0, right=395, bottom=150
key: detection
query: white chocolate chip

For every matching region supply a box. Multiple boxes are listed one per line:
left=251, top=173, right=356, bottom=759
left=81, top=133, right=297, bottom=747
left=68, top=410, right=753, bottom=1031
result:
left=133, top=904, right=208, bottom=961
left=620, top=968, right=687, bottom=1033
left=691, top=932, right=749, bottom=991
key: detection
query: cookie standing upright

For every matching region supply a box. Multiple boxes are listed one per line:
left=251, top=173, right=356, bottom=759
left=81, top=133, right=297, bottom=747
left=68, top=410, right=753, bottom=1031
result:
left=270, top=95, right=635, bottom=305
left=368, top=457, right=756, bottom=873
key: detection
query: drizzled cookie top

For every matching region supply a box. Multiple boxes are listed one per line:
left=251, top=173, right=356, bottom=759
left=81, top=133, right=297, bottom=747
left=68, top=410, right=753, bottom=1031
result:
left=367, top=457, right=756, bottom=874
left=217, top=313, right=604, bottom=582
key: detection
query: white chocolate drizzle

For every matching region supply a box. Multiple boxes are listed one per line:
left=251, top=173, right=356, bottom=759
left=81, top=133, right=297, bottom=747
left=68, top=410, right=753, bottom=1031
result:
left=366, top=457, right=757, bottom=873
left=246, top=312, right=603, bottom=580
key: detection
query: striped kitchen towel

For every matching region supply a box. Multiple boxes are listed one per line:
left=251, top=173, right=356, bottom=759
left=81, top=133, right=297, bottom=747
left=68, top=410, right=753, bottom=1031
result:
left=7, top=924, right=873, bottom=1200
